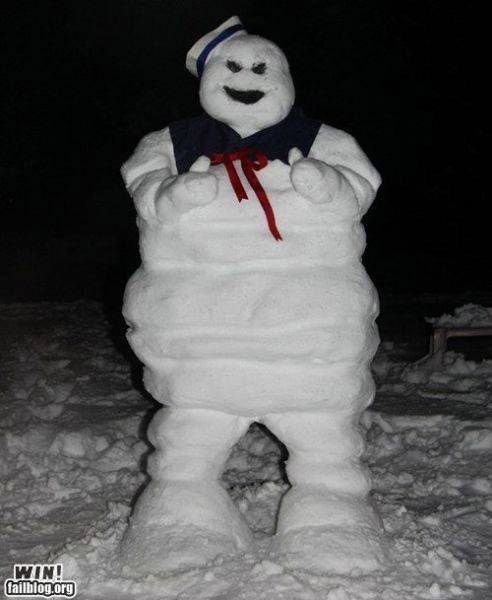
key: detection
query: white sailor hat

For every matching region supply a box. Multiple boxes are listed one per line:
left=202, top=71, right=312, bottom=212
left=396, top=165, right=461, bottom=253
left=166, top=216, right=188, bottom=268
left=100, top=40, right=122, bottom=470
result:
left=186, top=16, right=247, bottom=77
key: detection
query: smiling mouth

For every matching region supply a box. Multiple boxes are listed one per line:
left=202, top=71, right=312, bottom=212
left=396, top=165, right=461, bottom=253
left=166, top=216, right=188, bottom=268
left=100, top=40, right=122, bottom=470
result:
left=224, top=86, right=265, bottom=104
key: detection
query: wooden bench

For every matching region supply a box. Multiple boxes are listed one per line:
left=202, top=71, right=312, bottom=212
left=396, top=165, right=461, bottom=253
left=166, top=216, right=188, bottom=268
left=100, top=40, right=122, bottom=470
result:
left=428, top=326, right=492, bottom=363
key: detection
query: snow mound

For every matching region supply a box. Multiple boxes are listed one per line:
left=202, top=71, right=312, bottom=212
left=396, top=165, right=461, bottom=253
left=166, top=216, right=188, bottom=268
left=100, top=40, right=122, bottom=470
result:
left=427, top=304, right=492, bottom=328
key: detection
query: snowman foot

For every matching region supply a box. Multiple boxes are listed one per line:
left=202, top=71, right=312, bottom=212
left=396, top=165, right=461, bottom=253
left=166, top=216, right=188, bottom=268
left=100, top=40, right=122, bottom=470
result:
left=117, top=480, right=254, bottom=575
left=271, top=523, right=387, bottom=575
left=119, top=521, right=249, bottom=575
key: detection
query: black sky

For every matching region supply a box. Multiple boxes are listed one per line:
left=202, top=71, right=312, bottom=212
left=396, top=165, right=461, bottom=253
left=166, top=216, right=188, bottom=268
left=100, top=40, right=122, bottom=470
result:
left=1, top=1, right=489, bottom=298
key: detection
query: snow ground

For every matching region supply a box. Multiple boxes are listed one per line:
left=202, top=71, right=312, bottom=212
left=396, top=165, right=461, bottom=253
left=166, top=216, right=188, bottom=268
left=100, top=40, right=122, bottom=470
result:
left=0, top=301, right=490, bottom=599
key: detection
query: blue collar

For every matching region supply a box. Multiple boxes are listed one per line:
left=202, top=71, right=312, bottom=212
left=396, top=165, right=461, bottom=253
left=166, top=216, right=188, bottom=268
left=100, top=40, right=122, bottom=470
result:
left=169, top=106, right=321, bottom=174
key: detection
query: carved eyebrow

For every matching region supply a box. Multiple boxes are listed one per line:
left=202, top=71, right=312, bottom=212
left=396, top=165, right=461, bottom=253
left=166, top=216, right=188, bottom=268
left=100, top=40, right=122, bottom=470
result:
left=252, top=62, right=266, bottom=74
left=226, top=60, right=242, bottom=73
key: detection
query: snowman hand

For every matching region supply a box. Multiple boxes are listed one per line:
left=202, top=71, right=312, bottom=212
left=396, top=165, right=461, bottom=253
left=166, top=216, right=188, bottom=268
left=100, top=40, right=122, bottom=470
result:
left=289, top=147, right=342, bottom=204
left=156, top=155, right=218, bottom=218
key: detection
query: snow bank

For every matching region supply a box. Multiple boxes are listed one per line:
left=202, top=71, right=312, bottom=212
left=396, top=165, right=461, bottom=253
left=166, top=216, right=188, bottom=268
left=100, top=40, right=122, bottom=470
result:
left=427, top=304, right=492, bottom=328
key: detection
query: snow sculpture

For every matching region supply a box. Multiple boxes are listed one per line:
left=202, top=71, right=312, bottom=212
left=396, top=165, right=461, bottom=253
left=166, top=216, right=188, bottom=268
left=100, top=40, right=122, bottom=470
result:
left=120, top=16, right=385, bottom=575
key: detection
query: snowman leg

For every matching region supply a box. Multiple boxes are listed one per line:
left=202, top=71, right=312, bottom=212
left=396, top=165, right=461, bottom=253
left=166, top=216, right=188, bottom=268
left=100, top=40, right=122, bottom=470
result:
left=263, top=407, right=386, bottom=574
left=119, top=406, right=253, bottom=574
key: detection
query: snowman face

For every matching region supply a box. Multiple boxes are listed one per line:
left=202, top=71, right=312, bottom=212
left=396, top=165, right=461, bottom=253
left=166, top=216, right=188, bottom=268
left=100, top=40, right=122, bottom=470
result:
left=199, top=35, right=295, bottom=137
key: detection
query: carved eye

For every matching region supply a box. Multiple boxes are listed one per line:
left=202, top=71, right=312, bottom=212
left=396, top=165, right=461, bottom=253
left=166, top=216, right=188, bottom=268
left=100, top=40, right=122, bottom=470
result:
left=252, top=62, right=266, bottom=75
left=226, top=60, right=242, bottom=73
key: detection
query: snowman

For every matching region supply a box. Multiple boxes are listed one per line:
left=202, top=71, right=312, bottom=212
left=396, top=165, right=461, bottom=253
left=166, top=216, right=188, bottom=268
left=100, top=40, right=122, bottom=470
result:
left=120, top=16, right=385, bottom=575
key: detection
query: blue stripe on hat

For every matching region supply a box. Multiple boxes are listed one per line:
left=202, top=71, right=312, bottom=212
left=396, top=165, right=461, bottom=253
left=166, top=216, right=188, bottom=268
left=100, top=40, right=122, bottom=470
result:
left=196, top=23, right=245, bottom=77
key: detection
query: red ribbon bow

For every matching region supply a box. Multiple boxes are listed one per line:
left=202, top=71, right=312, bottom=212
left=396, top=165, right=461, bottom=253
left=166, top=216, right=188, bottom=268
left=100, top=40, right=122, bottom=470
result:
left=210, top=147, right=282, bottom=241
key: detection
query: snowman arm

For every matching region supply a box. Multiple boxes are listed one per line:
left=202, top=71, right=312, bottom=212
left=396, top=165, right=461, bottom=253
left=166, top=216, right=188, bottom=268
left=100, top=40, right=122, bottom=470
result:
left=308, top=124, right=381, bottom=215
left=121, top=127, right=177, bottom=221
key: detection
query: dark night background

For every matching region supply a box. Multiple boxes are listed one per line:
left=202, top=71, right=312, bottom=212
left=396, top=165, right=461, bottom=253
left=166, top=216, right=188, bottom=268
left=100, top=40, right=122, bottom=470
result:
left=1, top=1, right=489, bottom=325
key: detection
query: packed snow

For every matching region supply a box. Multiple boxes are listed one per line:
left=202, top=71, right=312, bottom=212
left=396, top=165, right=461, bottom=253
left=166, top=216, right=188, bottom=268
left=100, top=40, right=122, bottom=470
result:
left=0, top=301, right=490, bottom=599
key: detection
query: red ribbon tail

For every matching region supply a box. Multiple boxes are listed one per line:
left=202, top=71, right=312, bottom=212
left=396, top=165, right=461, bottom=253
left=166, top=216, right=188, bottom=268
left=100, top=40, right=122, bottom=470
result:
left=255, top=189, right=283, bottom=241
left=243, top=160, right=283, bottom=241
left=224, top=158, right=248, bottom=202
